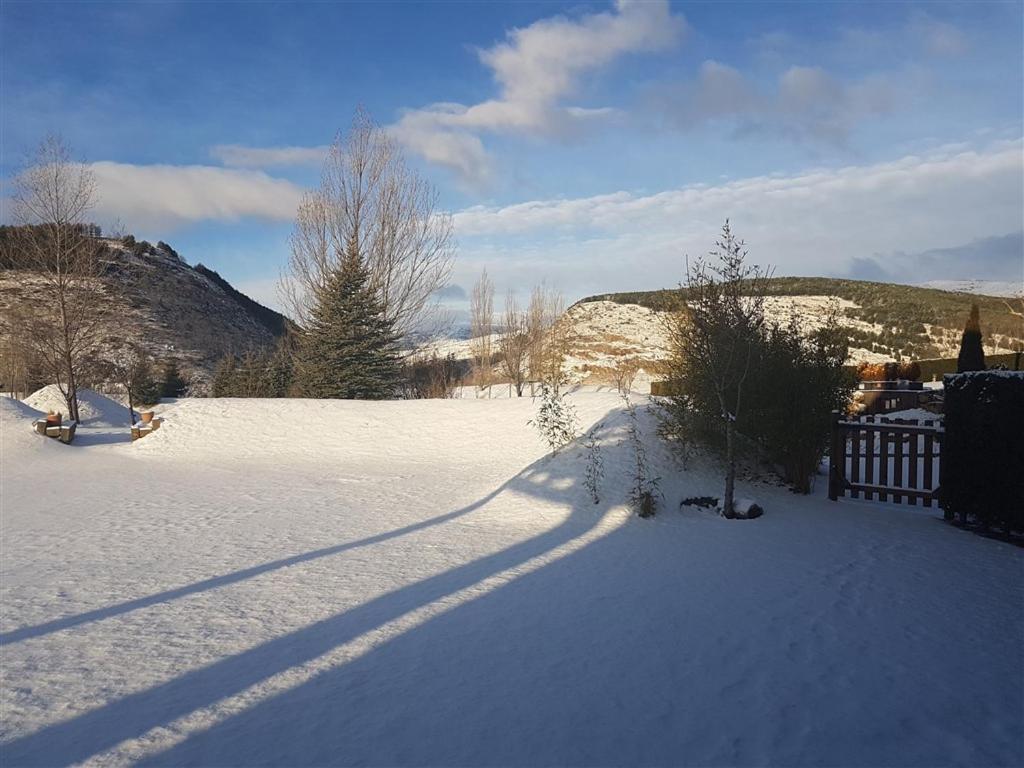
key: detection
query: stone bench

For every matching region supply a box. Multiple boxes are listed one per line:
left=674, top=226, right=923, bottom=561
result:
left=32, top=419, right=77, bottom=444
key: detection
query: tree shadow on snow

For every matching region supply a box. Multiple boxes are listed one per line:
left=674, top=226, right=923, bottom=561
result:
left=0, top=485, right=509, bottom=645
left=1, top=409, right=650, bottom=767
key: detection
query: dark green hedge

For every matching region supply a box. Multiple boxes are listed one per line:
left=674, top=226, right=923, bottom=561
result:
left=941, top=371, right=1024, bottom=532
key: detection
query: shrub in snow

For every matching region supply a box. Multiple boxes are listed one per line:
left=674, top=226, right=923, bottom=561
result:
left=582, top=423, right=605, bottom=505
left=742, top=310, right=854, bottom=493
left=402, top=352, right=465, bottom=399
left=732, top=498, right=764, bottom=520
left=212, top=341, right=294, bottom=398
left=680, top=496, right=718, bottom=509
left=625, top=396, right=660, bottom=518
left=160, top=360, right=189, bottom=398
left=529, top=381, right=579, bottom=452
left=956, top=304, right=986, bottom=373
left=664, top=274, right=853, bottom=496
left=941, top=371, right=1024, bottom=532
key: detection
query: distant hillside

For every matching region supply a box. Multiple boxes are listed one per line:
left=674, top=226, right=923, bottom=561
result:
left=193, top=264, right=289, bottom=337
left=0, top=235, right=286, bottom=391
left=579, top=277, right=1024, bottom=362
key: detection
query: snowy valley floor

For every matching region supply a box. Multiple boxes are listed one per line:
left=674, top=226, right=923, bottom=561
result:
left=1, top=392, right=1022, bottom=767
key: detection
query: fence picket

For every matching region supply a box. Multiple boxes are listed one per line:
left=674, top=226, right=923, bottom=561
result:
left=893, top=419, right=905, bottom=504
left=878, top=422, right=890, bottom=503
left=850, top=423, right=862, bottom=499
left=923, top=420, right=935, bottom=509
left=907, top=420, right=919, bottom=506
left=864, top=415, right=876, bottom=500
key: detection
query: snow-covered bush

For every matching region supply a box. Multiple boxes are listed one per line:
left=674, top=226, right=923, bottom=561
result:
left=529, top=381, right=579, bottom=452
left=625, top=396, right=660, bottom=518
left=582, top=423, right=604, bottom=505
left=663, top=290, right=852, bottom=495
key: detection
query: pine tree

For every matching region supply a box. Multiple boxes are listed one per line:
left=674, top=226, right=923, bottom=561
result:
left=957, top=303, right=986, bottom=373
left=212, top=354, right=239, bottom=397
left=296, top=243, right=401, bottom=399
left=160, top=360, right=188, bottom=398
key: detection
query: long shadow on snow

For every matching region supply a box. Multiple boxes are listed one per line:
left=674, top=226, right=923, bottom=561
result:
left=1, top=488, right=505, bottom=645
left=0, top=411, right=631, bottom=767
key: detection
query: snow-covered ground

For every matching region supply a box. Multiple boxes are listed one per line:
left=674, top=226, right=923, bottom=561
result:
left=1, top=392, right=1021, bottom=767
left=917, top=279, right=1024, bottom=298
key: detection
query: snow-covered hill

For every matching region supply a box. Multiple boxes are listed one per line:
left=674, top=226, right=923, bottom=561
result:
left=917, top=279, right=1023, bottom=297
left=1, top=394, right=1020, bottom=766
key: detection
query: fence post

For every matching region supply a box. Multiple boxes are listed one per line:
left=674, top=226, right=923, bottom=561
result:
left=828, top=410, right=843, bottom=501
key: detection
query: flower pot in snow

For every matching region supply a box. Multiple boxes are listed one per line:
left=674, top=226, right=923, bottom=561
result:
left=45, top=412, right=62, bottom=426
left=140, top=411, right=154, bottom=424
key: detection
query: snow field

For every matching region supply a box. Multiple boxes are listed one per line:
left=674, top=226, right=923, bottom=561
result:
left=1, top=392, right=1021, bottom=766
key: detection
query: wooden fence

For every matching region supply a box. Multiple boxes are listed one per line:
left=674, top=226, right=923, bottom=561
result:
left=828, top=411, right=943, bottom=506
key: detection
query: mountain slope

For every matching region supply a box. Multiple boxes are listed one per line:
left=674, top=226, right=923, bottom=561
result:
left=577, top=277, right=1024, bottom=366
left=0, top=238, right=285, bottom=391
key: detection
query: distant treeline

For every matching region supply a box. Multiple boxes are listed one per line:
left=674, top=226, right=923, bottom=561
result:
left=581, top=277, right=1024, bottom=361
left=0, top=223, right=103, bottom=269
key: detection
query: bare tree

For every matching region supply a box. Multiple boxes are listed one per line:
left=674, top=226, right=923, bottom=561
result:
left=470, top=269, right=495, bottom=391
left=499, top=290, right=531, bottom=397
left=10, top=136, right=107, bottom=422
left=280, top=108, right=455, bottom=340
left=613, top=358, right=640, bottom=395
left=101, top=345, right=157, bottom=426
left=526, top=283, right=571, bottom=390
left=667, top=220, right=770, bottom=518
left=0, top=336, right=42, bottom=399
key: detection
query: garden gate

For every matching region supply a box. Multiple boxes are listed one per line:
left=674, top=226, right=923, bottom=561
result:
left=828, top=411, right=943, bottom=506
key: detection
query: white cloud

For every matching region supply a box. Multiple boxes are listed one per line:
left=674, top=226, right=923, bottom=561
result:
left=910, top=13, right=969, bottom=57
left=392, top=0, right=686, bottom=186
left=657, top=60, right=895, bottom=142
left=210, top=144, right=329, bottom=169
left=89, top=162, right=305, bottom=230
left=452, top=140, right=1024, bottom=297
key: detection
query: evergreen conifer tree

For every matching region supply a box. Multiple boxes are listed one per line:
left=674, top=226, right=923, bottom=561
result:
left=296, top=243, right=401, bottom=399
left=160, top=360, right=188, bottom=398
left=957, top=303, right=986, bottom=373
left=212, top=354, right=239, bottom=397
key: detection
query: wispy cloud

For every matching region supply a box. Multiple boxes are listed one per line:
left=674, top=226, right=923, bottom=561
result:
left=451, top=140, right=1024, bottom=295
left=210, top=144, right=330, bottom=169
left=90, top=162, right=305, bottom=230
left=391, top=0, right=686, bottom=187
left=909, top=12, right=969, bottom=57
left=652, top=60, right=896, bottom=143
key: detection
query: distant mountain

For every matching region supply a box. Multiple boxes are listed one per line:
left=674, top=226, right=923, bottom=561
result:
left=0, top=236, right=287, bottom=392
left=571, top=278, right=1024, bottom=379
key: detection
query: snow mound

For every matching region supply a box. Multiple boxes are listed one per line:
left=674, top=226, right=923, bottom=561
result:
left=0, top=396, right=51, bottom=454
left=23, top=385, right=128, bottom=426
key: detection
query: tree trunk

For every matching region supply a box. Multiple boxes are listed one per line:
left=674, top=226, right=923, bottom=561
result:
left=723, top=420, right=736, bottom=518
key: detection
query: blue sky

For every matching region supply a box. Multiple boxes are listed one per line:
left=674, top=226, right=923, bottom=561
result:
left=2, top=0, right=1022, bottom=310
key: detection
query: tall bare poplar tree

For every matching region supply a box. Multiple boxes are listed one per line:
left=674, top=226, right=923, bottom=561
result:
left=10, top=137, right=106, bottom=422
left=280, top=108, right=455, bottom=341
left=500, top=290, right=531, bottom=397
left=470, top=269, right=495, bottom=390
left=526, top=283, right=570, bottom=390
